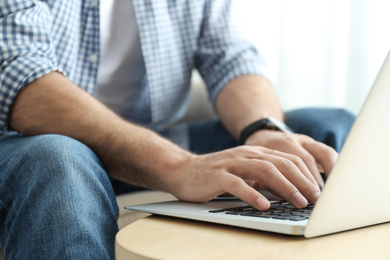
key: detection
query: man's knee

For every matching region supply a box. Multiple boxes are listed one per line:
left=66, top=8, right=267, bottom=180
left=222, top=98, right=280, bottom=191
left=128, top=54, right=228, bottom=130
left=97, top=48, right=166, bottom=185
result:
left=0, top=134, right=119, bottom=259
left=20, top=134, right=99, bottom=168
left=2, top=134, right=117, bottom=215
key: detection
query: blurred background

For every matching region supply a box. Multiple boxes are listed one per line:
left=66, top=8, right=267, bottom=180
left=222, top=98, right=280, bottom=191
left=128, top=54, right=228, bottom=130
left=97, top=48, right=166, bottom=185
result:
left=231, top=0, right=390, bottom=114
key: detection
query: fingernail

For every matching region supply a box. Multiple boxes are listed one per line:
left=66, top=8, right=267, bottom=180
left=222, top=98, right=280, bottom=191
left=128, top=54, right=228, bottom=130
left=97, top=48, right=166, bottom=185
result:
left=294, top=192, right=308, bottom=208
left=314, top=191, right=321, bottom=202
left=256, top=197, right=270, bottom=210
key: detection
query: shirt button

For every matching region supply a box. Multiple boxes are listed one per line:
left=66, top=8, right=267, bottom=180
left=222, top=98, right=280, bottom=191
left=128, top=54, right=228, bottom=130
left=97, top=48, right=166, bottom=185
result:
left=90, top=0, right=98, bottom=8
left=88, top=53, right=99, bottom=63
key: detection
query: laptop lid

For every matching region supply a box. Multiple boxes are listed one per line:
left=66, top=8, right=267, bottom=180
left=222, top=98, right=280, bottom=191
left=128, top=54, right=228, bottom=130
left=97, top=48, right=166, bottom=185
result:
left=305, top=50, right=390, bottom=237
left=126, top=51, right=390, bottom=238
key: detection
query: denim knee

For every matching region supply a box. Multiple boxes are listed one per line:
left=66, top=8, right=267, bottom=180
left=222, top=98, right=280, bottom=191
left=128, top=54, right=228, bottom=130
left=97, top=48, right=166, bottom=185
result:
left=0, top=134, right=118, bottom=259
left=10, top=134, right=116, bottom=205
left=285, top=108, right=356, bottom=152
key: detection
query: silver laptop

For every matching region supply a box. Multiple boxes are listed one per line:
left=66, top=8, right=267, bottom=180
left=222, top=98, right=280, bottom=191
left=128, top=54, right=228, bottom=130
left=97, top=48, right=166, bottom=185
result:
left=126, top=51, right=390, bottom=238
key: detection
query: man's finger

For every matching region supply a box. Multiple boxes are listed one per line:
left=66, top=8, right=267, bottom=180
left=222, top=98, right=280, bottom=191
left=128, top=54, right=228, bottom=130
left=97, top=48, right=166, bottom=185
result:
left=266, top=149, right=320, bottom=188
left=228, top=159, right=310, bottom=208
left=220, top=173, right=270, bottom=210
left=302, top=141, right=338, bottom=176
left=250, top=154, right=321, bottom=205
left=289, top=147, right=325, bottom=188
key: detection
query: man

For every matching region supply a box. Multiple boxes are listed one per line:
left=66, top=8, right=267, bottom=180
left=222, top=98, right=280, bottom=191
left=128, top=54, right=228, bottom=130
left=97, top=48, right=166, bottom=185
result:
left=0, top=0, right=354, bottom=259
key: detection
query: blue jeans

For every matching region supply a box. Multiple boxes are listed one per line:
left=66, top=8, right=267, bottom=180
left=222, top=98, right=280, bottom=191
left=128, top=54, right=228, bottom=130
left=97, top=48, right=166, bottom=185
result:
left=0, top=108, right=355, bottom=259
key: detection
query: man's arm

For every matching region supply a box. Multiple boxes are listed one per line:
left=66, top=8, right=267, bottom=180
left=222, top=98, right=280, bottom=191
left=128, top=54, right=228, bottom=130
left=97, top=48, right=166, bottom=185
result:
left=10, top=72, right=322, bottom=210
left=216, top=75, right=284, bottom=139
left=10, top=72, right=190, bottom=192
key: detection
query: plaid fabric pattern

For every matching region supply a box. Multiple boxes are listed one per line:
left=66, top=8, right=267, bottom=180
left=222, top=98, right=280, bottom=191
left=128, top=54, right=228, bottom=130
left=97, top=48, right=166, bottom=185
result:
left=0, top=0, right=268, bottom=148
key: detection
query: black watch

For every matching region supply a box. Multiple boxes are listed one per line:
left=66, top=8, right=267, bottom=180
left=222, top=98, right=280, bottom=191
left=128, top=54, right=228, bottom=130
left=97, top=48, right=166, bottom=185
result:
left=238, top=117, right=293, bottom=145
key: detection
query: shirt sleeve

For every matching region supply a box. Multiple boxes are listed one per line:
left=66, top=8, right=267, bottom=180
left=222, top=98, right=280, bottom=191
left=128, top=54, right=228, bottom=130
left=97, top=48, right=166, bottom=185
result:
left=0, top=1, right=63, bottom=131
left=194, top=0, right=271, bottom=108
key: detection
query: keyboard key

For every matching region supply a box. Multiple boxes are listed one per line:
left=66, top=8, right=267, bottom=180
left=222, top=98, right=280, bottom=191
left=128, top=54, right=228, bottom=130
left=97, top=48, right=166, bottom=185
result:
left=208, top=201, right=312, bottom=221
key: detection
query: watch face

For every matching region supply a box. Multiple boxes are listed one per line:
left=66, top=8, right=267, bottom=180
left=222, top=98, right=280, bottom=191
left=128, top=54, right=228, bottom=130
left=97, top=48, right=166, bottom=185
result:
left=265, top=120, right=281, bottom=131
left=268, top=117, right=293, bottom=133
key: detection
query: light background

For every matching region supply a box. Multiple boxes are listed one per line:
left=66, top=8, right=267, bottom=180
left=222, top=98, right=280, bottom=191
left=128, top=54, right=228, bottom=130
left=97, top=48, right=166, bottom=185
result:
left=232, top=0, right=390, bottom=113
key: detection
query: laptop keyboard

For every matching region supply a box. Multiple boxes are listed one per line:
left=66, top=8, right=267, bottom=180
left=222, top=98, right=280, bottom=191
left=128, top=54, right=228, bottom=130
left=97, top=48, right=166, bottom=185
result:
left=209, top=201, right=313, bottom=221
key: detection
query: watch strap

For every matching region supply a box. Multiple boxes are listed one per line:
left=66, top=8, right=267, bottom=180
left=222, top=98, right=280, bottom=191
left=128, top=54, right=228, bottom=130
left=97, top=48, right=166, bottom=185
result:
left=238, top=117, right=293, bottom=145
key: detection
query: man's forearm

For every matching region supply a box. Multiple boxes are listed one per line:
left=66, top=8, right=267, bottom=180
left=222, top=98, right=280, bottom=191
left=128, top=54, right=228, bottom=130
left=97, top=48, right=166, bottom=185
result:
left=215, top=75, right=284, bottom=140
left=10, top=72, right=190, bottom=192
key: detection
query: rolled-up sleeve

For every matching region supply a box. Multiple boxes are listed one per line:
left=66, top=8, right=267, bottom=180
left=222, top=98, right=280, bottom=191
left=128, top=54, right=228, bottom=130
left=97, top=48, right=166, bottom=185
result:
left=194, top=0, right=270, bottom=107
left=0, top=1, right=62, bottom=131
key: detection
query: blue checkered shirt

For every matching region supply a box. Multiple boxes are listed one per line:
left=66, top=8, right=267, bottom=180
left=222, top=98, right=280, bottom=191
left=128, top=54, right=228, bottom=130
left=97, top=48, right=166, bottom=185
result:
left=0, top=0, right=268, bottom=148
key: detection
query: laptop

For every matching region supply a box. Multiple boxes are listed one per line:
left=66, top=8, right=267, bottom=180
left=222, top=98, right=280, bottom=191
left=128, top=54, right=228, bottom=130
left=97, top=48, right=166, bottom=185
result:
left=126, top=51, right=390, bottom=238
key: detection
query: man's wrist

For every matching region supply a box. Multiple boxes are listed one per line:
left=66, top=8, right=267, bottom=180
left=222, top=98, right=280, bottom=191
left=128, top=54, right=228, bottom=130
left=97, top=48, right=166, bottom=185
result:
left=238, top=117, right=293, bottom=145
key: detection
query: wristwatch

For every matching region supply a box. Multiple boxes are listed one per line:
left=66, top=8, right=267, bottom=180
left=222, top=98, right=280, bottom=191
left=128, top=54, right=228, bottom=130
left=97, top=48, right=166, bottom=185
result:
left=238, top=117, right=293, bottom=145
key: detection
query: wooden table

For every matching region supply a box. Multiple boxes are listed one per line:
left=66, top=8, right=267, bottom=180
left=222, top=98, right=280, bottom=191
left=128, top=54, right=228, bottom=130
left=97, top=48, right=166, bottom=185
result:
left=116, top=215, right=390, bottom=260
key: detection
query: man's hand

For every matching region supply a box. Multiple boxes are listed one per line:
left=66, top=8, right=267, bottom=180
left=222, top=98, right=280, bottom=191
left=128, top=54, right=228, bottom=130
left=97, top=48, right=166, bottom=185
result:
left=244, top=130, right=338, bottom=189
left=214, top=75, right=338, bottom=209
left=170, top=145, right=322, bottom=211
